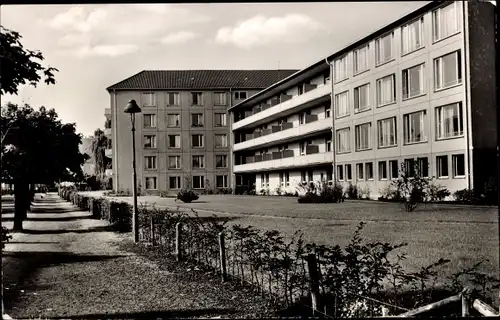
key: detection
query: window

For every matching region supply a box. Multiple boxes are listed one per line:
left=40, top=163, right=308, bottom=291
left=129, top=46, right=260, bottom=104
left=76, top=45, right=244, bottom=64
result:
left=354, top=84, right=370, bottom=112
left=193, top=176, right=205, bottom=189
left=191, top=92, right=203, bottom=105
left=356, top=163, right=364, bottom=181
left=143, top=114, right=157, bottom=128
left=214, top=92, right=227, bottom=106
left=169, top=176, right=181, bottom=189
left=307, top=170, right=313, bottom=182
left=192, top=155, right=205, bottom=169
left=402, top=64, right=425, bottom=99
left=192, top=134, right=204, bottom=148
left=433, top=2, right=460, bottom=42
left=378, top=117, right=397, bottom=148
left=434, top=51, right=462, bottom=90
left=261, top=173, right=269, bottom=187
left=300, top=141, right=311, bottom=156
left=325, top=137, right=332, bottom=152
left=168, top=156, right=181, bottom=169
left=375, top=32, right=394, bottom=65
left=142, top=92, right=156, bottom=106
left=144, top=135, right=157, bottom=148
left=284, top=172, right=290, bottom=186
left=191, top=113, right=204, bottom=127
left=336, top=128, right=350, bottom=153
left=346, top=164, right=352, bottom=181
left=168, top=135, right=181, bottom=148
left=389, top=160, right=399, bottom=179
left=335, top=91, right=349, bottom=117
left=214, top=134, right=228, bottom=148
left=235, top=91, right=247, bottom=100
left=379, top=161, right=388, bottom=180
left=216, top=175, right=228, bottom=188
left=144, top=156, right=156, bottom=170
left=365, top=163, right=374, bottom=180
left=355, top=123, right=371, bottom=151
left=167, top=92, right=180, bottom=106
left=402, top=17, right=424, bottom=55
left=404, top=159, right=416, bottom=177
left=437, top=155, right=449, bottom=178
left=214, top=113, right=227, bottom=127
left=337, top=165, right=344, bottom=181
left=353, top=45, right=369, bottom=74
left=216, top=155, right=228, bottom=168
left=334, top=55, right=348, bottom=82
left=167, top=114, right=180, bottom=127
left=452, top=154, right=465, bottom=178
left=376, top=74, right=396, bottom=106
left=325, top=105, right=331, bottom=118
left=404, top=110, right=427, bottom=144
left=300, top=171, right=306, bottom=182
left=436, top=103, right=463, bottom=139
left=418, top=157, right=429, bottom=177
left=145, top=177, right=157, bottom=190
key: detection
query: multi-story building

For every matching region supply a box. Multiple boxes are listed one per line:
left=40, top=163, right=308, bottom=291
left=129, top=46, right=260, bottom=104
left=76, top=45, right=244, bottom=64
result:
left=103, top=108, right=113, bottom=177
left=107, top=69, right=298, bottom=194
left=230, top=1, right=497, bottom=198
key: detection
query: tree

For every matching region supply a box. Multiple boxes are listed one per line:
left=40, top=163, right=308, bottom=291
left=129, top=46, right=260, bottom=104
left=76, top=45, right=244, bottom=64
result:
left=1, top=103, right=86, bottom=231
left=90, top=128, right=111, bottom=180
left=0, top=26, right=58, bottom=95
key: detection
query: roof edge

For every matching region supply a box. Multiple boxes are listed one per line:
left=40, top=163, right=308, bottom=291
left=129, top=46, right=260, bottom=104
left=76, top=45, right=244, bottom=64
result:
left=106, top=70, right=146, bottom=92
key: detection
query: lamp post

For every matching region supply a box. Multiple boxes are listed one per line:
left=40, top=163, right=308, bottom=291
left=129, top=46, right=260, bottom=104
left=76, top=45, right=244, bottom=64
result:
left=124, top=99, right=141, bottom=243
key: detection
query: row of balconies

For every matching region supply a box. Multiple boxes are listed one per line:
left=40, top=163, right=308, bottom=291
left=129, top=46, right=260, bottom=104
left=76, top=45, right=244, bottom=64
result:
left=243, top=114, right=319, bottom=141
left=233, top=82, right=330, bottom=130
left=234, top=148, right=333, bottom=173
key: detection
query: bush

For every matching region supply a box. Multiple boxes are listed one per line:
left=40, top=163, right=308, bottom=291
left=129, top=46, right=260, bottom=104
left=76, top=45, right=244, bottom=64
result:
left=297, top=180, right=343, bottom=203
left=177, top=189, right=199, bottom=203
left=391, top=160, right=430, bottom=212
left=1, top=226, right=12, bottom=250
left=345, top=182, right=359, bottom=199
left=453, top=188, right=478, bottom=204
left=425, top=184, right=451, bottom=202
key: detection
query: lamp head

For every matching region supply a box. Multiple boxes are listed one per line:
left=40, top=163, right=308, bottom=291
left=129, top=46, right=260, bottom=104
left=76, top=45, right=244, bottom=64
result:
left=124, top=99, right=142, bottom=114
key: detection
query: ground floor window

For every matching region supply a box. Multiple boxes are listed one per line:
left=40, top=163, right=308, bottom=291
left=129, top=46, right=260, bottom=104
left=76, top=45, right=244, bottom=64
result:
left=379, top=161, right=387, bottom=180
left=437, top=155, right=449, bottom=178
left=337, top=165, right=344, bottom=181
left=216, top=175, right=228, bottom=188
left=356, top=163, right=364, bottom=181
left=145, top=177, right=157, bottom=190
left=345, top=164, right=352, bottom=181
left=193, top=175, right=205, bottom=189
left=389, top=160, right=399, bottom=179
left=452, top=154, right=465, bottom=178
left=169, top=176, right=181, bottom=189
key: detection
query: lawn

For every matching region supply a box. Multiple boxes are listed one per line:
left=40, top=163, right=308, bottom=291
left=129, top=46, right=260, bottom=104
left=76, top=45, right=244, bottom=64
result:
left=82, top=191, right=499, bottom=291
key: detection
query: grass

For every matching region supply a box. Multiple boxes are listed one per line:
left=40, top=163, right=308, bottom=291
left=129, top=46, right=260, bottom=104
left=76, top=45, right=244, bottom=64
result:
left=80, top=191, right=500, bottom=296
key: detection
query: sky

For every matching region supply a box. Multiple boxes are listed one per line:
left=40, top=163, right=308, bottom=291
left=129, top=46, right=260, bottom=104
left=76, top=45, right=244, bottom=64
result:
left=1, top=2, right=430, bottom=137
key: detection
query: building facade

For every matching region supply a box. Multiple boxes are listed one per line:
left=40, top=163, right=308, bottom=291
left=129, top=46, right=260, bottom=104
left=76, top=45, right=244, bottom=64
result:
left=79, top=136, right=95, bottom=176
left=230, top=1, right=497, bottom=198
left=107, top=70, right=298, bottom=194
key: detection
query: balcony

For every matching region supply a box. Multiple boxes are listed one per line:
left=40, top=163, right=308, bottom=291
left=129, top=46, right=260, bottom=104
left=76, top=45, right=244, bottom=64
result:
left=104, top=128, right=112, bottom=136
left=233, top=117, right=332, bottom=151
left=105, top=148, right=112, bottom=158
left=234, top=150, right=333, bottom=173
left=105, top=108, right=111, bottom=116
left=233, top=83, right=330, bottom=130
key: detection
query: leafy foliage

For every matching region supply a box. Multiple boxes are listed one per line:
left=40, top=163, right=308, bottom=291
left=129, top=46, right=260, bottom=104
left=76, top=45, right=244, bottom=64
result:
left=296, top=180, right=343, bottom=203
left=177, top=188, right=199, bottom=203
left=0, top=26, right=58, bottom=95
left=90, top=128, right=111, bottom=179
left=390, top=160, right=430, bottom=212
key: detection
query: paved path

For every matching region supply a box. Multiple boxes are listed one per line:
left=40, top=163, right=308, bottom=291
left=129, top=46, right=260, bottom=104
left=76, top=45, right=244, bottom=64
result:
left=1, top=193, right=271, bottom=319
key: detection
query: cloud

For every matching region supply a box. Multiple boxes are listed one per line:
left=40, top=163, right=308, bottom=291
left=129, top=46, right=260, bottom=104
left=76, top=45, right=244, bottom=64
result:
left=46, top=5, right=211, bottom=58
left=215, top=14, right=321, bottom=49
left=160, top=31, right=198, bottom=45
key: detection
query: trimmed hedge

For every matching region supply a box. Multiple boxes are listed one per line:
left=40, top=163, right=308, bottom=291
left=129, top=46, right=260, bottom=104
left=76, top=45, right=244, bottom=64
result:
left=60, top=187, right=131, bottom=232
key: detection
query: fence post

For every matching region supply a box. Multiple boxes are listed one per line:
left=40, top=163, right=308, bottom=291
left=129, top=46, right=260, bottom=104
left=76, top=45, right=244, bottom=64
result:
left=219, top=232, right=227, bottom=282
left=176, top=222, right=182, bottom=261
left=307, top=245, right=321, bottom=316
left=461, top=287, right=472, bottom=317
left=150, top=215, right=155, bottom=246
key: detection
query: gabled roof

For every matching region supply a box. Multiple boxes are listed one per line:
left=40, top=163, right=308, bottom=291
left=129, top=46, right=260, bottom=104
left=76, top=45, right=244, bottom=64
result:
left=106, top=70, right=299, bottom=91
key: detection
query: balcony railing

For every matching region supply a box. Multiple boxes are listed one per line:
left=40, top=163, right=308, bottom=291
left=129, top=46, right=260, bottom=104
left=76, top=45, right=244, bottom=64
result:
left=305, top=114, right=318, bottom=124
left=233, top=83, right=330, bottom=130
left=234, top=150, right=333, bottom=173
left=233, top=117, right=331, bottom=152
left=105, top=148, right=112, bottom=158
left=104, top=128, right=112, bottom=136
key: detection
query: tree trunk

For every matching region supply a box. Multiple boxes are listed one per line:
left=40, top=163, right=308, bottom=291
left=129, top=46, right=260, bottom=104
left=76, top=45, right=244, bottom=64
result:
left=13, top=180, right=30, bottom=231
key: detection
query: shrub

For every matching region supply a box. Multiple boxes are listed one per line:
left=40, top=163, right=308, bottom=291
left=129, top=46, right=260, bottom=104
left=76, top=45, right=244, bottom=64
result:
left=1, top=226, right=12, bottom=250
left=391, top=160, right=430, bottom=212
left=177, top=188, right=199, bottom=203
left=345, top=182, right=359, bottom=199
left=297, top=180, right=343, bottom=203
left=481, top=177, right=498, bottom=205
left=453, top=188, right=478, bottom=204
left=425, top=184, right=451, bottom=202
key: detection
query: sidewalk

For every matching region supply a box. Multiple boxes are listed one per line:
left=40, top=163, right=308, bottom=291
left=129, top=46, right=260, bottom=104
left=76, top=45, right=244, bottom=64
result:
left=1, top=193, right=275, bottom=319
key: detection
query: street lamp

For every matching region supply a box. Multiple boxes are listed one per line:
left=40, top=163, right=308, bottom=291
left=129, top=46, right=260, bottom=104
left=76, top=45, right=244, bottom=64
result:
left=124, top=99, right=141, bottom=243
